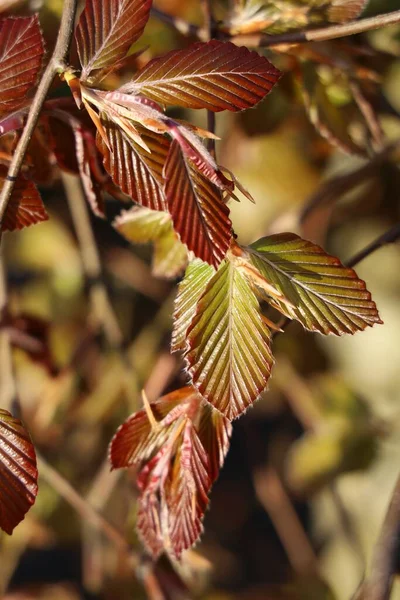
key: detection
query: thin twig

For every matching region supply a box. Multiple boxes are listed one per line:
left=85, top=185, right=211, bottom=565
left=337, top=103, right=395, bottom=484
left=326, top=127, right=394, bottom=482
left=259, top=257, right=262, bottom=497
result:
left=347, top=222, right=400, bottom=268
left=230, top=10, right=400, bottom=48
left=0, top=0, right=79, bottom=235
left=36, top=452, right=139, bottom=569
left=151, top=7, right=206, bottom=40
left=254, top=467, right=319, bottom=577
left=353, top=474, right=400, bottom=600
left=300, top=143, right=399, bottom=224
left=61, top=172, right=123, bottom=349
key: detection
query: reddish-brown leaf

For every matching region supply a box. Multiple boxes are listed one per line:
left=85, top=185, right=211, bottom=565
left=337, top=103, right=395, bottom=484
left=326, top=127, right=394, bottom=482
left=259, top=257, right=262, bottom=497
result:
left=97, top=114, right=168, bottom=211
left=0, top=410, right=38, bottom=534
left=197, top=403, right=232, bottom=483
left=0, top=165, right=48, bottom=232
left=74, top=125, right=105, bottom=218
left=76, top=0, right=152, bottom=83
left=0, top=15, right=44, bottom=115
left=124, top=40, right=282, bottom=112
left=165, top=419, right=211, bottom=559
left=164, top=140, right=232, bottom=268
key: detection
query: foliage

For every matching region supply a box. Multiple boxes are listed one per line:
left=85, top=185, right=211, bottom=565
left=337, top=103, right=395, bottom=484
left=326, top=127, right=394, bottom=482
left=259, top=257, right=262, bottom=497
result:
left=1, top=0, right=398, bottom=595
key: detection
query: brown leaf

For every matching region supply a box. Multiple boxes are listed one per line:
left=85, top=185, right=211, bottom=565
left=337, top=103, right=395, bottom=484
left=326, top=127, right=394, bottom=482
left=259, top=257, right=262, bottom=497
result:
left=164, top=140, right=232, bottom=268
left=0, top=15, right=44, bottom=115
left=0, top=165, right=48, bottom=232
left=0, top=410, right=38, bottom=534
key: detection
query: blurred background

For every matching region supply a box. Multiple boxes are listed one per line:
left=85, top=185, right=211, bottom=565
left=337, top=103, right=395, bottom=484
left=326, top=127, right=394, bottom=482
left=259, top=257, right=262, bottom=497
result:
left=1, top=0, right=400, bottom=598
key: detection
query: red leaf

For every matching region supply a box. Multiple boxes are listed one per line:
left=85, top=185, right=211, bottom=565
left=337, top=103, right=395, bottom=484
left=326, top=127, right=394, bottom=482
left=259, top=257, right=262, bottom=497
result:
left=0, top=165, right=48, bottom=232
left=0, top=15, right=44, bottom=115
left=164, top=140, right=232, bottom=268
left=124, top=40, right=282, bottom=112
left=97, top=114, right=169, bottom=211
left=165, top=419, right=211, bottom=558
left=197, top=403, right=232, bottom=483
left=76, top=0, right=152, bottom=83
left=0, top=409, right=38, bottom=534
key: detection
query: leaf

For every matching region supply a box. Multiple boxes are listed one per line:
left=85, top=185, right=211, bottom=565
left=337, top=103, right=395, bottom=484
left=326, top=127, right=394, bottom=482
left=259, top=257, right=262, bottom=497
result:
left=114, top=207, right=188, bottom=279
left=328, top=0, right=368, bottom=23
left=97, top=114, right=168, bottom=211
left=197, top=403, right=232, bottom=483
left=164, top=140, right=232, bottom=268
left=300, top=62, right=364, bottom=155
left=75, top=0, right=152, bottom=83
left=165, top=419, right=211, bottom=559
left=0, top=15, right=44, bottom=115
left=124, top=40, right=282, bottom=112
left=185, top=260, right=274, bottom=420
left=0, top=409, right=38, bottom=534
left=171, top=259, right=215, bottom=353
left=247, top=233, right=382, bottom=335
left=109, top=387, right=199, bottom=469
left=0, top=165, right=48, bottom=232
left=74, top=125, right=105, bottom=218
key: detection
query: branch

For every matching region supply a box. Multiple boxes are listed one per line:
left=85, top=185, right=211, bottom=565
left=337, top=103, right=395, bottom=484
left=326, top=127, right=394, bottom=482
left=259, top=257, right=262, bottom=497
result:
left=151, top=7, right=206, bottom=40
left=347, top=222, right=400, bottom=268
left=61, top=172, right=123, bottom=349
left=0, top=0, right=79, bottom=235
left=230, top=10, right=400, bottom=48
left=353, top=474, right=400, bottom=600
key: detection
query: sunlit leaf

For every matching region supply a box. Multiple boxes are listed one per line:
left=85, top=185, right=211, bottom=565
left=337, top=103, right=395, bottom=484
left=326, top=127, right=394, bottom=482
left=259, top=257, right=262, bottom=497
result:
left=247, top=233, right=382, bottom=335
left=197, top=403, right=232, bottom=482
left=0, top=15, right=44, bottom=115
left=186, top=260, right=274, bottom=420
left=75, top=0, right=152, bottom=83
left=171, top=259, right=215, bottom=353
left=109, top=391, right=189, bottom=469
left=114, top=206, right=188, bottom=279
left=165, top=419, right=211, bottom=559
left=0, top=410, right=38, bottom=534
left=124, top=40, right=281, bottom=112
left=74, top=124, right=105, bottom=218
left=164, top=140, right=232, bottom=267
left=0, top=165, right=48, bottom=232
left=327, top=0, right=368, bottom=23
left=97, top=114, right=168, bottom=211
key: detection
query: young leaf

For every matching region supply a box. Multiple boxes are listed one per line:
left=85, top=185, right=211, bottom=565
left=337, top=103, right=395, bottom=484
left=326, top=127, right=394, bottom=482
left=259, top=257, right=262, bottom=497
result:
left=123, top=40, right=282, bottom=112
left=0, top=15, right=44, bottom=115
left=164, top=140, right=232, bottom=268
left=114, top=207, right=188, bottom=279
left=328, top=0, right=368, bottom=23
left=74, top=125, right=105, bottom=218
left=75, top=0, right=152, bottom=83
left=171, top=259, right=215, bottom=353
left=109, top=387, right=200, bottom=469
left=185, top=260, right=274, bottom=420
left=165, top=419, right=211, bottom=559
left=0, top=409, right=38, bottom=534
left=0, top=166, right=48, bottom=232
left=247, top=233, right=382, bottom=335
left=97, top=115, right=168, bottom=211
left=197, top=403, right=232, bottom=483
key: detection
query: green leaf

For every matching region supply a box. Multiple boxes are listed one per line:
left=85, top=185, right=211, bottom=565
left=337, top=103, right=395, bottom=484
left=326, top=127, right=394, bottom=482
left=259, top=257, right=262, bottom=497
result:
left=185, top=260, right=274, bottom=420
left=0, top=409, right=38, bottom=534
left=171, top=259, right=215, bottom=353
left=123, top=40, right=281, bottom=112
left=75, top=0, right=152, bottom=83
left=114, top=207, right=188, bottom=279
left=247, top=233, right=382, bottom=335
